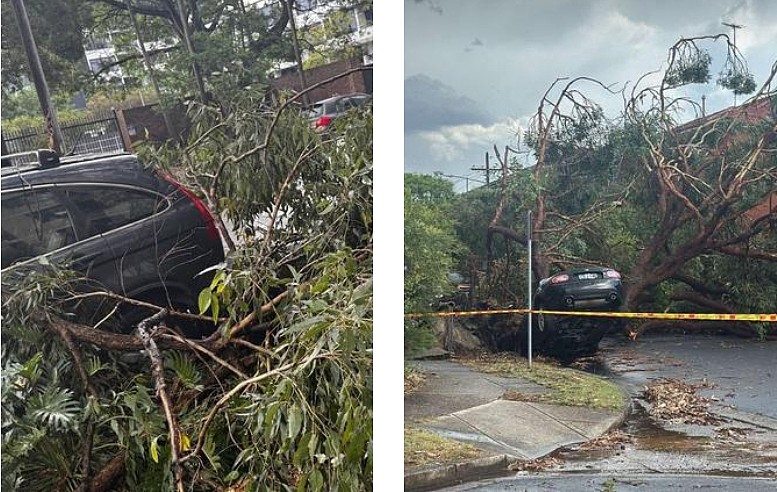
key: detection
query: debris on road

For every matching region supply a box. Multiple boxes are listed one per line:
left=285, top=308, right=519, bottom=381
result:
left=502, top=389, right=543, bottom=402
left=575, top=430, right=632, bottom=451
left=508, top=455, right=561, bottom=472
left=642, top=378, right=721, bottom=425
left=404, top=367, right=426, bottom=394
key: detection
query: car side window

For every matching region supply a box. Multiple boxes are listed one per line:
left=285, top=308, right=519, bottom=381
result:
left=1, top=189, right=78, bottom=268
left=64, top=186, right=162, bottom=239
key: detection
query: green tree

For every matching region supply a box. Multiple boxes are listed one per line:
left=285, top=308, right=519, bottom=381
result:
left=485, top=34, right=775, bottom=337
left=404, top=174, right=464, bottom=352
left=1, top=0, right=93, bottom=92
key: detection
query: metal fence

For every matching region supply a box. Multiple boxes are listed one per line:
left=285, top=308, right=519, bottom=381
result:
left=1, top=111, right=127, bottom=157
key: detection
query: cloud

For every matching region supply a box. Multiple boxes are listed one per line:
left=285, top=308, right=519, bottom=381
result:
left=418, top=120, right=522, bottom=162
left=405, top=75, right=495, bottom=132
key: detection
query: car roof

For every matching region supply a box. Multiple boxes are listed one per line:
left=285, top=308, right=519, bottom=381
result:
left=1, top=151, right=154, bottom=191
left=310, top=92, right=370, bottom=105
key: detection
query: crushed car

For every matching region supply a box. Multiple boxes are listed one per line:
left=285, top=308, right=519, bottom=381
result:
left=522, top=266, right=625, bottom=360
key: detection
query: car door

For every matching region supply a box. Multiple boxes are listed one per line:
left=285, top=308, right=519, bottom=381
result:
left=0, top=186, right=112, bottom=282
left=61, top=184, right=174, bottom=299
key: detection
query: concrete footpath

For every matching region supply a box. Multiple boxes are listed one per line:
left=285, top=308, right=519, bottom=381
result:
left=405, top=359, right=630, bottom=491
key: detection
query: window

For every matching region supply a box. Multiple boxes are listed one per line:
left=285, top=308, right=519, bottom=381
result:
left=64, top=186, right=163, bottom=238
left=1, top=190, right=77, bottom=268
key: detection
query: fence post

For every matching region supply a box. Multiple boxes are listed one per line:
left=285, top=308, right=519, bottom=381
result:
left=113, top=108, right=133, bottom=152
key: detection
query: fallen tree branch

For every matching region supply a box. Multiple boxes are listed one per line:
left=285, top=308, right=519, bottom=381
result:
left=137, top=310, right=185, bottom=492
left=179, top=348, right=334, bottom=464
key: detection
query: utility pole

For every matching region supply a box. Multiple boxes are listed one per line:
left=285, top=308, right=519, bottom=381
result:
left=10, top=0, right=64, bottom=153
left=176, top=0, right=208, bottom=104
left=471, top=152, right=499, bottom=185
left=286, top=0, right=310, bottom=105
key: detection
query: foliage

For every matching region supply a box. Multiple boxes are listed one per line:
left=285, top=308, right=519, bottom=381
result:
left=665, top=49, right=711, bottom=87
left=404, top=174, right=465, bottom=354
left=403, top=174, right=463, bottom=313
left=300, top=3, right=372, bottom=70
left=2, top=91, right=373, bottom=491
left=1, top=0, right=94, bottom=92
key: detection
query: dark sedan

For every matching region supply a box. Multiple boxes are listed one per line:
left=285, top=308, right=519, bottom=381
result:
left=524, top=267, right=625, bottom=360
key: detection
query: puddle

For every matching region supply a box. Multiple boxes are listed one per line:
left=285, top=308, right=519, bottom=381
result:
left=626, top=406, right=712, bottom=452
left=565, top=356, right=610, bottom=376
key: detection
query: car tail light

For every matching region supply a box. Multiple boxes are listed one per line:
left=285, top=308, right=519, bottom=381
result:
left=159, top=172, right=220, bottom=243
left=315, top=115, right=332, bottom=128
left=550, top=273, right=570, bottom=284
left=604, top=270, right=621, bottom=279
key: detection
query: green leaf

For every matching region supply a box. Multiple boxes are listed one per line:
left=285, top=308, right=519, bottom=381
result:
left=310, top=468, right=324, bottom=492
left=198, top=288, right=212, bottom=314
left=211, top=293, right=220, bottom=322
left=150, top=435, right=161, bottom=463
left=288, top=404, right=303, bottom=441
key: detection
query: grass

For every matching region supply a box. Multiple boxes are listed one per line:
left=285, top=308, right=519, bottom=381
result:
left=404, top=427, right=483, bottom=467
left=461, top=353, right=626, bottom=411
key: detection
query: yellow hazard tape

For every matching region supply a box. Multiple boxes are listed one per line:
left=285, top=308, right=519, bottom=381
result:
left=405, top=309, right=777, bottom=322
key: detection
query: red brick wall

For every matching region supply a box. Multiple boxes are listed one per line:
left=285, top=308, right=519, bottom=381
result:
left=270, top=58, right=372, bottom=102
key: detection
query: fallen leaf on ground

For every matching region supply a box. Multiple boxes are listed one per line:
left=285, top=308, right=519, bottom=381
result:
left=508, top=455, right=560, bottom=472
left=575, top=430, right=632, bottom=451
left=642, top=378, right=721, bottom=425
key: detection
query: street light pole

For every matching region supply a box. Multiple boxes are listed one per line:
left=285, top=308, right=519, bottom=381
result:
left=10, top=0, right=64, bottom=154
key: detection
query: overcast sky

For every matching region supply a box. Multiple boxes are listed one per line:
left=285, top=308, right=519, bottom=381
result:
left=404, top=0, right=777, bottom=192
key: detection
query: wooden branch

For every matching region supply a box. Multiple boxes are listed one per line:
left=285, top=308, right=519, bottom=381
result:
left=716, top=245, right=777, bottom=262
left=63, top=291, right=225, bottom=324
left=671, top=273, right=730, bottom=296
left=92, top=45, right=179, bottom=79
left=215, top=290, right=289, bottom=341
left=208, top=66, right=373, bottom=201
left=89, top=453, right=126, bottom=492
left=45, top=314, right=217, bottom=352
left=137, top=311, right=185, bottom=492
left=94, top=0, right=175, bottom=19
left=159, top=330, right=248, bottom=379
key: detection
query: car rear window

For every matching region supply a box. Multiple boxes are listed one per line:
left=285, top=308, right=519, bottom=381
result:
left=1, top=189, right=77, bottom=268
left=64, top=186, right=164, bottom=238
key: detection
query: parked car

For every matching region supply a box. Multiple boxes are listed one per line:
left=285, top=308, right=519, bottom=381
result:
left=523, top=266, right=625, bottom=360
left=307, top=93, right=371, bottom=131
left=1, top=149, right=225, bottom=333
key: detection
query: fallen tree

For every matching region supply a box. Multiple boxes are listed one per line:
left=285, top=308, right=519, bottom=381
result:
left=1, top=87, right=373, bottom=490
left=484, top=35, right=776, bottom=338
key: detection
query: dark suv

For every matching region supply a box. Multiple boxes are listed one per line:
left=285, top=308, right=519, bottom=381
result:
left=1, top=150, right=225, bottom=325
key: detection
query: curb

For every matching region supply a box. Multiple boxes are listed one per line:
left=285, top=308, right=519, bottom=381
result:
left=404, top=454, right=513, bottom=491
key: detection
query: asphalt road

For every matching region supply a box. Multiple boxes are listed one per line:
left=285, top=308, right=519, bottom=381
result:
left=441, top=473, right=777, bottom=491
left=600, top=333, right=777, bottom=421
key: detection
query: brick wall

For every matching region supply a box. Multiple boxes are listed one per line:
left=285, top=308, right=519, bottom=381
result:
left=270, top=57, right=372, bottom=102
left=119, top=103, right=188, bottom=144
